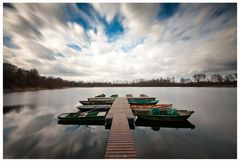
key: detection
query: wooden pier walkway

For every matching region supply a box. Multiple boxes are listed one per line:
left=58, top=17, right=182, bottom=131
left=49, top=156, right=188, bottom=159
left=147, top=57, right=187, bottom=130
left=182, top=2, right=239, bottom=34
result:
left=105, top=97, right=135, bottom=126
left=105, top=97, right=137, bottom=159
left=105, top=114, right=136, bottom=158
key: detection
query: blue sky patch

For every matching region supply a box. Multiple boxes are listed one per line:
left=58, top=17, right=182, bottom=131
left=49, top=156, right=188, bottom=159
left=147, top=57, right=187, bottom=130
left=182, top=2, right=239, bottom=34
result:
left=122, top=38, right=145, bottom=53
left=66, top=3, right=124, bottom=42
left=66, top=3, right=98, bottom=31
left=104, top=15, right=124, bottom=42
left=55, top=52, right=65, bottom=58
left=3, top=36, right=20, bottom=49
left=67, top=44, right=81, bottom=52
left=157, top=3, right=180, bottom=20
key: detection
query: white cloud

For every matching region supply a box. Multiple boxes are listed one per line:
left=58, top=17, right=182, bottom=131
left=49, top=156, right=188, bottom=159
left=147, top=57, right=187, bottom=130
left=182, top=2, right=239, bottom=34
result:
left=92, top=3, right=119, bottom=23
left=3, top=3, right=237, bottom=82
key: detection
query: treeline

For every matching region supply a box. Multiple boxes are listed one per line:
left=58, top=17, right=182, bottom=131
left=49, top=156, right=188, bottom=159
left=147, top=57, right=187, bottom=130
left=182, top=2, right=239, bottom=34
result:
left=3, top=63, right=237, bottom=91
left=3, top=63, right=78, bottom=90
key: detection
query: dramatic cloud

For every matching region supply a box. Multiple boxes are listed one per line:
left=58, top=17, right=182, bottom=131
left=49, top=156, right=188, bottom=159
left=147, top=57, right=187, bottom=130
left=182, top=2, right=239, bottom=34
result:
left=3, top=3, right=237, bottom=81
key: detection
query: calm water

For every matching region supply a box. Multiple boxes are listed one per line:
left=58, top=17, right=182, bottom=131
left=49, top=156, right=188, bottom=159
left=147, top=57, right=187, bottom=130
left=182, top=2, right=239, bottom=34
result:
left=3, top=87, right=237, bottom=159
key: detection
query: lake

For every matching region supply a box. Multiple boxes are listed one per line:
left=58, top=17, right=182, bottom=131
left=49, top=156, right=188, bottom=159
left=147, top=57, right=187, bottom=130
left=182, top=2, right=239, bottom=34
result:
left=3, top=87, right=237, bottom=159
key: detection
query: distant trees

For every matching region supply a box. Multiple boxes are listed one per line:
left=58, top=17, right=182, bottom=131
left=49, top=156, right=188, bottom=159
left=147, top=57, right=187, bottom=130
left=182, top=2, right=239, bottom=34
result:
left=192, top=73, right=207, bottom=82
left=3, top=62, right=237, bottom=91
left=3, top=63, right=76, bottom=90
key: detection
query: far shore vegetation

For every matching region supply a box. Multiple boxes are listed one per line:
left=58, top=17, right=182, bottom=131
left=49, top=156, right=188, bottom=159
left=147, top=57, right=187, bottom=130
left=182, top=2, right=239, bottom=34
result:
left=3, top=63, right=237, bottom=92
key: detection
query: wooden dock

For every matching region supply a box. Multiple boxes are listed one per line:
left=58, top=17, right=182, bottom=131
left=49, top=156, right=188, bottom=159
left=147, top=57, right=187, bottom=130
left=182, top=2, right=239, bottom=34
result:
left=105, top=97, right=136, bottom=127
left=105, top=114, right=136, bottom=158
left=105, top=97, right=137, bottom=159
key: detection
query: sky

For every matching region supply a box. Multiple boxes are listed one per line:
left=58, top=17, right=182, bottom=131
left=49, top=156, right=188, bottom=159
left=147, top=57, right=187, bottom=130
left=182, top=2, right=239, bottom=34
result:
left=3, top=3, right=237, bottom=82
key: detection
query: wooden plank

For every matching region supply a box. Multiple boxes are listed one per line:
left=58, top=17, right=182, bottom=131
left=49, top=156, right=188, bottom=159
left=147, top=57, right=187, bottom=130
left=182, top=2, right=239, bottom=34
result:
left=105, top=97, right=135, bottom=123
left=105, top=114, right=137, bottom=159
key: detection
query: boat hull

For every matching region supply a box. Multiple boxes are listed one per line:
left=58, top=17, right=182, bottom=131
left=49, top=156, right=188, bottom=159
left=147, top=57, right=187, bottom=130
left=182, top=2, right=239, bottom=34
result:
left=95, top=94, right=106, bottom=97
left=77, top=105, right=111, bottom=111
left=79, top=100, right=113, bottom=105
left=134, top=110, right=194, bottom=121
left=58, top=111, right=106, bottom=122
left=126, top=94, right=133, bottom=97
left=131, top=104, right=172, bottom=110
left=88, top=97, right=115, bottom=102
left=127, top=97, right=156, bottom=101
left=128, top=100, right=159, bottom=105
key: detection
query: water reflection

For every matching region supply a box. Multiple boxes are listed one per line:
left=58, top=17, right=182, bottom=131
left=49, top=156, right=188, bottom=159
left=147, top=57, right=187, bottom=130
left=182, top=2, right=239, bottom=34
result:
left=3, top=87, right=237, bottom=159
left=58, top=120, right=105, bottom=126
left=58, top=118, right=195, bottom=131
left=3, top=105, right=108, bottom=158
left=3, top=104, right=36, bottom=114
left=135, top=119, right=196, bottom=131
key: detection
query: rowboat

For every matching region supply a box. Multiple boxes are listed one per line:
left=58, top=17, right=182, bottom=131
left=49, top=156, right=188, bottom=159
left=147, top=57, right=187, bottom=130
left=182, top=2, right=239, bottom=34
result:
left=77, top=105, right=111, bottom=111
left=58, top=111, right=107, bottom=122
left=95, top=94, right=105, bottom=97
left=88, top=97, right=115, bottom=102
left=110, top=94, right=118, bottom=97
left=127, top=97, right=156, bottom=103
left=128, top=100, right=159, bottom=105
left=79, top=100, right=113, bottom=105
left=140, top=94, right=148, bottom=97
left=126, top=94, right=133, bottom=97
left=87, top=98, right=115, bottom=105
left=131, top=104, right=172, bottom=112
left=134, top=109, right=194, bottom=121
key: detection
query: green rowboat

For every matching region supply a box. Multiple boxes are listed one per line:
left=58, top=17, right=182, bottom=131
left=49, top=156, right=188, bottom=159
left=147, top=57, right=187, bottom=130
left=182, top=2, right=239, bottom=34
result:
left=128, top=100, right=159, bottom=105
left=77, top=105, right=111, bottom=111
left=88, top=97, right=115, bottom=102
left=79, top=100, right=113, bottom=105
left=58, top=111, right=107, bottom=122
left=127, top=97, right=156, bottom=102
left=134, top=109, right=194, bottom=121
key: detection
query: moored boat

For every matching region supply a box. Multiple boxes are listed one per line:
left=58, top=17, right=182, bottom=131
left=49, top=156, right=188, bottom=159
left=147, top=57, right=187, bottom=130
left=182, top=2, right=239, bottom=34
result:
left=126, top=94, right=133, bottom=97
left=58, top=111, right=107, bottom=122
left=87, top=97, right=115, bottom=104
left=79, top=101, right=92, bottom=105
left=88, top=97, right=115, bottom=102
left=134, top=109, right=194, bottom=121
left=128, top=100, right=159, bottom=105
left=140, top=94, right=148, bottom=97
left=95, top=93, right=105, bottom=97
left=77, top=105, right=111, bottom=111
left=127, top=97, right=156, bottom=102
left=131, top=104, right=172, bottom=112
left=110, top=94, right=118, bottom=97
left=79, top=100, right=113, bottom=105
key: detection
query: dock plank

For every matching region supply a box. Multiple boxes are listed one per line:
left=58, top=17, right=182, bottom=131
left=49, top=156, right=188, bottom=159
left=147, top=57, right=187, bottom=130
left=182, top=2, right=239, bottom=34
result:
left=105, top=114, right=136, bottom=159
left=105, top=97, right=136, bottom=129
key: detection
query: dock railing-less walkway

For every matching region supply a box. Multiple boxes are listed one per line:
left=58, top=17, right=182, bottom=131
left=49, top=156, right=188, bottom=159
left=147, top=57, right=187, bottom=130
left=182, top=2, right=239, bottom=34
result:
left=105, top=97, right=137, bottom=159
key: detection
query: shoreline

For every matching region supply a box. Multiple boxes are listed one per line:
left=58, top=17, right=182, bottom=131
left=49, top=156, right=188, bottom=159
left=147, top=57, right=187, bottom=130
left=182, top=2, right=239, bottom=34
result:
left=3, top=87, right=69, bottom=93
left=3, top=85, right=237, bottom=93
